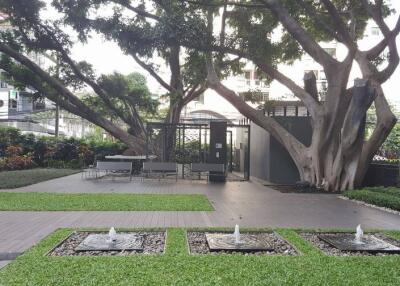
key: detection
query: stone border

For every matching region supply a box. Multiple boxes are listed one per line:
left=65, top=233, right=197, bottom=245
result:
left=301, top=232, right=400, bottom=256
left=187, top=231, right=299, bottom=256
left=46, top=231, right=166, bottom=256
left=339, top=196, right=400, bottom=216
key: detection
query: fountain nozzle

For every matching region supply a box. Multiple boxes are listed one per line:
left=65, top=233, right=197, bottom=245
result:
left=109, top=227, right=117, bottom=242
left=234, top=224, right=240, bottom=244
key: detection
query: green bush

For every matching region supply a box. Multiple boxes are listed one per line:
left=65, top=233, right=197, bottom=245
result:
left=0, top=126, right=127, bottom=170
left=363, top=187, right=400, bottom=198
left=344, top=189, right=400, bottom=211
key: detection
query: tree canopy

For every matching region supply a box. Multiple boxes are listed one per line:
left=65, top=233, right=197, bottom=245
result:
left=0, top=0, right=399, bottom=191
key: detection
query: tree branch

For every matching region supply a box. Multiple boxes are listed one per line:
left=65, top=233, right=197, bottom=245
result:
left=296, top=0, right=340, bottom=41
left=254, top=59, right=321, bottom=119
left=258, top=0, right=338, bottom=69
left=109, top=0, right=160, bottom=21
left=206, top=54, right=307, bottom=168
left=131, top=53, right=174, bottom=93
left=319, top=0, right=355, bottom=48
left=361, top=0, right=400, bottom=83
left=182, top=82, right=207, bottom=106
left=365, top=15, right=400, bottom=60
left=0, top=42, right=144, bottom=150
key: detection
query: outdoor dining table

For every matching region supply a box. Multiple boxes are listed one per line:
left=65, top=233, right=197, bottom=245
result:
left=105, top=155, right=157, bottom=160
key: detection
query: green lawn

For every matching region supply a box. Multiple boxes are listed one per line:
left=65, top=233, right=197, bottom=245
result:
left=344, top=187, right=400, bottom=211
left=0, top=193, right=213, bottom=211
left=0, top=168, right=80, bottom=189
left=0, top=228, right=399, bottom=285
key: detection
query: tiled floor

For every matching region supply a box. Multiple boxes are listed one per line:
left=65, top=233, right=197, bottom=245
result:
left=0, top=173, right=399, bottom=255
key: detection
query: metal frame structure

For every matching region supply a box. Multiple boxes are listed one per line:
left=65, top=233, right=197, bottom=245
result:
left=145, top=121, right=250, bottom=180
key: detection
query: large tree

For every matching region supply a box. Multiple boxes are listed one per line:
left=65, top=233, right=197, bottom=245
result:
left=2, top=0, right=399, bottom=191
left=0, top=0, right=211, bottom=154
left=51, top=0, right=211, bottom=158
left=177, top=0, right=399, bottom=192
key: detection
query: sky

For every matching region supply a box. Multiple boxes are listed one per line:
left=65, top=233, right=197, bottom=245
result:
left=41, top=1, right=400, bottom=108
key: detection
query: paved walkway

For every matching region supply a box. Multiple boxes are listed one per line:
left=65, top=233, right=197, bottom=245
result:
left=0, top=173, right=399, bottom=256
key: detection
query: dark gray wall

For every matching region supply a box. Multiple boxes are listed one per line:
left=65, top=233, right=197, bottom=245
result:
left=249, top=123, right=270, bottom=181
left=250, top=117, right=312, bottom=184
left=363, top=163, right=399, bottom=187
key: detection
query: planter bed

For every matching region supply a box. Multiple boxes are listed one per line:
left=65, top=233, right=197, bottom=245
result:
left=187, top=231, right=298, bottom=255
left=48, top=231, right=166, bottom=256
left=300, top=232, right=400, bottom=256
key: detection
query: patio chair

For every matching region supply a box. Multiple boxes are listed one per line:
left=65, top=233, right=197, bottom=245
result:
left=190, top=163, right=225, bottom=181
left=142, top=162, right=178, bottom=181
left=84, top=161, right=133, bottom=180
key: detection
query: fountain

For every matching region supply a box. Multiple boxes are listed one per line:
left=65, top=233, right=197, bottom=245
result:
left=317, top=225, right=400, bottom=254
left=354, top=224, right=364, bottom=245
left=75, top=228, right=144, bottom=252
left=233, top=224, right=241, bottom=244
left=205, top=224, right=273, bottom=252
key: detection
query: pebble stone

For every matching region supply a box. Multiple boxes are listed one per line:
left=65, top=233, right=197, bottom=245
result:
left=48, top=231, right=165, bottom=256
left=300, top=233, right=400, bottom=256
left=187, top=232, right=298, bottom=255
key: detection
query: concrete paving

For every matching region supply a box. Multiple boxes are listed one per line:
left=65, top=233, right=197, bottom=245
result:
left=0, top=173, right=399, bottom=255
left=0, top=261, right=11, bottom=269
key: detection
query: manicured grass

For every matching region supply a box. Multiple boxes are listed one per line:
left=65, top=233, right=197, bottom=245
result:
left=0, top=193, right=213, bottom=211
left=0, top=228, right=400, bottom=285
left=0, top=168, right=79, bottom=189
left=344, top=187, right=400, bottom=212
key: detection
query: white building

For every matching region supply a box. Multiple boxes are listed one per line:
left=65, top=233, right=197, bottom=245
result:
left=0, top=13, right=95, bottom=138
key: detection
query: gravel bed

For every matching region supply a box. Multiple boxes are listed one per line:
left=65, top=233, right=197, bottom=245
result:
left=187, top=232, right=298, bottom=255
left=301, top=233, right=400, bottom=256
left=48, top=231, right=165, bottom=256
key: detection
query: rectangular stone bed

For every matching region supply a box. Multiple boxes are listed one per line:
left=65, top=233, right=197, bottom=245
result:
left=47, top=231, right=165, bottom=256
left=301, top=232, right=400, bottom=256
left=318, top=233, right=400, bottom=253
left=75, top=233, right=144, bottom=252
left=206, top=233, right=273, bottom=252
left=188, top=231, right=298, bottom=255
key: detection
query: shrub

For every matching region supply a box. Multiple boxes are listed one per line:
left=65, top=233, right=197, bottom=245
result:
left=0, top=126, right=127, bottom=170
left=5, top=146, right=23, bottom=157
left=362, top=187, right=400, bottom=198
left=344, top=189, right=400, bottom=211
left=5, top=154, right=35, bottom=170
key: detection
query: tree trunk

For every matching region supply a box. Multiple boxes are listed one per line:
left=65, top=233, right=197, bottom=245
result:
left=163, top=100, right=184, bottom=161
left=207, top=56, right=392, bottom=192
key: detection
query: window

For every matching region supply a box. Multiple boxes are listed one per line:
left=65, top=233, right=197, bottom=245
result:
left=9, top=91, right=17, bottom=109
left=261, top=92, right=269, bottom=102
left=253, top=71, right=258, bottom=80
left=371, top=27, right=380, bottom=36
left=0, top=81, right=7, bottom=88
left=240, top=92, right=268, bottom=102
left=244, top=71, right=251, bottom=80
